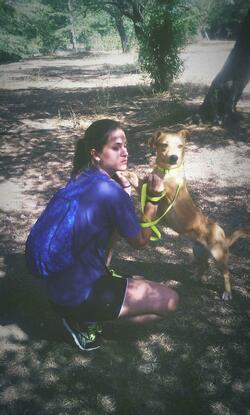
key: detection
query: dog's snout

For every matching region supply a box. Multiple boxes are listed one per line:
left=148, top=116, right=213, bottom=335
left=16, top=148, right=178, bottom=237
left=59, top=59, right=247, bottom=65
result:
left=169, top=155, right=178, bottom=165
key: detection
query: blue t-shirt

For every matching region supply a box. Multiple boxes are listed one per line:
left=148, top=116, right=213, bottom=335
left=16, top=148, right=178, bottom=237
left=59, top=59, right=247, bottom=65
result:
left=33, top=168, right=141, bottom=307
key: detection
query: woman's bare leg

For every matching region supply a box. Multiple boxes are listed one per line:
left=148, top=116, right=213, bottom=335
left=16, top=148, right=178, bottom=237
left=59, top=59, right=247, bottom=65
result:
left=118, top=278, right=179, bottom=323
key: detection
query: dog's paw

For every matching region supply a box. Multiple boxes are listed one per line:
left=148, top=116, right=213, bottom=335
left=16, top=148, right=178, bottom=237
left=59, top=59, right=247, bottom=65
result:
left=222, top=291, right=232, bottom=301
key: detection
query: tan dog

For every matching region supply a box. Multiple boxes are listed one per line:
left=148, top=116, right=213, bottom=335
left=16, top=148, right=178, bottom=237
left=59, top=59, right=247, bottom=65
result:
left=129, top=129, right=248, bottom=300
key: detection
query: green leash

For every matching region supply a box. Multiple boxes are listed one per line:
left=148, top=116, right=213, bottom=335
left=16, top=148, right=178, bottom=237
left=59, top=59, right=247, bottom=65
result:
left=140, top=181, right=183, bottom=240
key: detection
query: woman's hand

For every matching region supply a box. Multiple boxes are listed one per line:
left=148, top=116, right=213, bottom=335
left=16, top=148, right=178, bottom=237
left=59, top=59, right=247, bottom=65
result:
left=113, top=171, right=131, bottom=196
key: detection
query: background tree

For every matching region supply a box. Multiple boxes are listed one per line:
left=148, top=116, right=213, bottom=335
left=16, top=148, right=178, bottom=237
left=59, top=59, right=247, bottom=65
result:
left=81, top=0, right=136, bottom=53
left=45, top=0, right=135, bottom=54
left=85, top=0, right=198, bottom=91
left=137, top=0, right=197, bottom=91
left=0, top=0, right=77, bottom=60
left=190, top=0, right=249, bottom=40
left=2, top=0, right=248, bottom=99
left=0, top=0, right=21, bottom=61
left=43, top=0, right=92, bottom=53
left=199, top=8, right=250, bottom=123
left=106, top=0, right=146, bottom=39
left=67, top=0, right=78, bottom=52
left=0, top=0, right=133, bottom=60
left=205, top=0, right=249, bottom=40
left=0, top=0, right=60, bottom=61
left=103, top=5, right=130, bottom=53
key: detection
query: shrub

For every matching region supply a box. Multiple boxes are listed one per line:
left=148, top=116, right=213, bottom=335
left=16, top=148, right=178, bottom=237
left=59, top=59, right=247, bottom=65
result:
left=139, top=0, right=197, bottom=91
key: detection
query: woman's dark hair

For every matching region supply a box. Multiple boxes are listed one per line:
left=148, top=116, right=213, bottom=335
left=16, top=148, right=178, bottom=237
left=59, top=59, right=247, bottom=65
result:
left=72, top=119, right=123, bottom=177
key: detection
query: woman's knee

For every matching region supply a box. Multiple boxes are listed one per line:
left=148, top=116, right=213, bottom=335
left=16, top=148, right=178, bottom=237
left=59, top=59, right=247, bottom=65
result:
left=151, top=283, right=179, bottom=315
left=120, top=278, right=179, bottom=318
left=166, top=289, right=179, bottom=312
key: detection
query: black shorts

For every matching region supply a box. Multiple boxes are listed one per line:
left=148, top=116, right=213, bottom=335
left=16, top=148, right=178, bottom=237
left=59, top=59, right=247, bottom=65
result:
left=50, top=274, right=128, bottom=322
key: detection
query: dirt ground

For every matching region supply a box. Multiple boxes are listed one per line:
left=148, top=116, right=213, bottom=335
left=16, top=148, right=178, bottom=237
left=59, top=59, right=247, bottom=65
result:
left=0, top=42, right=249, bottom=415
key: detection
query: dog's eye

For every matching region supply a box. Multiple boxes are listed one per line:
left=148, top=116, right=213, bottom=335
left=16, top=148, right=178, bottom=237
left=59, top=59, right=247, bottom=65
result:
left=178, top=144, right=184, bottom=149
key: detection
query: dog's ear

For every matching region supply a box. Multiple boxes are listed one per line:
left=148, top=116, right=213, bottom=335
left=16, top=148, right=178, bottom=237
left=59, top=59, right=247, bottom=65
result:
left=179, top=129, right=191, bottom=140
left=148, top=130, right=163, bottom=148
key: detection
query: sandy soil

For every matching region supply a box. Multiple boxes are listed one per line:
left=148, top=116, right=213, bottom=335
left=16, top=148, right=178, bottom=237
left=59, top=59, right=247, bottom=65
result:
left=0, top=41, right=249, bottom=415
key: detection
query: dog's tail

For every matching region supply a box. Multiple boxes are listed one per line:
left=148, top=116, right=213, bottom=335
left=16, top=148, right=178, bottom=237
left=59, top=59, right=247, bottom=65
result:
left=226, top=227, right=250, bottom=248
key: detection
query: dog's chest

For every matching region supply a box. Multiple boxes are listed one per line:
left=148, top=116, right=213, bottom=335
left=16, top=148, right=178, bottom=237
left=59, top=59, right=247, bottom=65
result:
left=163, top=174, right=183, bottom=194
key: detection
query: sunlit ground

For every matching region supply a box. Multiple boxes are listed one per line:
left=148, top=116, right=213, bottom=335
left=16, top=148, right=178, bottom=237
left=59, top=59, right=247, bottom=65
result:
left=0, top=42, right=249, bottom=415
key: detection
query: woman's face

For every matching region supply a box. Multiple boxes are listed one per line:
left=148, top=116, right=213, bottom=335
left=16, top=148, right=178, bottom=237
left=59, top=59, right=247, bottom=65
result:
left=95, top=128, right=128, bottom=176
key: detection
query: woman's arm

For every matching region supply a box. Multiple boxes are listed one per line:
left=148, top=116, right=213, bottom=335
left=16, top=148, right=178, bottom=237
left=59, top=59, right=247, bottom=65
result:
left=105, top=231, right=118, bottom=267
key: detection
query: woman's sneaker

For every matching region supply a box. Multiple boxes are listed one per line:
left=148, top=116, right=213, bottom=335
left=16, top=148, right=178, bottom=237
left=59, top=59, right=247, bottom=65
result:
left=62, top=318, right=102, bottom=351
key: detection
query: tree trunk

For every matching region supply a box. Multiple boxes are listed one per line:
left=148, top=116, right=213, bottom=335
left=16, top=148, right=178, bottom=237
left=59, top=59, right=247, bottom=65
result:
left=68, top=0, right=78, bottom=53
left=113, top=0, right=145, bottom=40
left=114, top=14, right=129, bottom=53
left=199, top=9, right=250, bottom=123
left=107, top=6, right=130, bottom=53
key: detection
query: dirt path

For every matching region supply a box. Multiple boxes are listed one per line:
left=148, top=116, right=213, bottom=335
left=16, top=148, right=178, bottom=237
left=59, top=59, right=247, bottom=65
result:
left=0, top=42, right=249, bottom=415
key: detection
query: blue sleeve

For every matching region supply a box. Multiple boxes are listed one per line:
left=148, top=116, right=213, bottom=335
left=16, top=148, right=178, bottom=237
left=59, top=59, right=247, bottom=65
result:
left=105, top=183, right=141, bottom=239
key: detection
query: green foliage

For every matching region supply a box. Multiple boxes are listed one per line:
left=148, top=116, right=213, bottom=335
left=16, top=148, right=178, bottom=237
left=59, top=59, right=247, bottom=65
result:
left=190, top=0, right=250, bottom=39
left=2, top=0, right=247, bottom=73
left=123, top=16, right=137, bottom=49
left=138, top=0, right=198, bottom=91
left=206, top=0, right=249, bottom=39
left=0, top=0, right=134, bottom=61
left=0, top=0, right=67, bottom=61
left=77, top=9, right=122, bottom=51
left=0, top=0, right=25, bottom=60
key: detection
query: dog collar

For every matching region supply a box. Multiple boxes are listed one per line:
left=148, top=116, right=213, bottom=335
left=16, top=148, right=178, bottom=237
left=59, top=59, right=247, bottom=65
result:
left=157, top=164, right=183, bottom=175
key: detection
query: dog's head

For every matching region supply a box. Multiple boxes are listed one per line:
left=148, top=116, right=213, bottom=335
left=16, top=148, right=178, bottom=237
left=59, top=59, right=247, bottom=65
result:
left=148, top=129, right=190, bottom=168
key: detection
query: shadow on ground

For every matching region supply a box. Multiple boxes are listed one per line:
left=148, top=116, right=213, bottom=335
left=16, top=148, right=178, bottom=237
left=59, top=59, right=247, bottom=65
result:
left=0, top=54, right=249, bottom=415
left=0, top=246, right=249, bottom=415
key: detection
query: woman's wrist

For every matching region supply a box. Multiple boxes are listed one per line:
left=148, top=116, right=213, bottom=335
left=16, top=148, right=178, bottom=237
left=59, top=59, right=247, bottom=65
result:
left=122, top=183, right=131, bottom=196
left=113, top=172, right=131, bottom=193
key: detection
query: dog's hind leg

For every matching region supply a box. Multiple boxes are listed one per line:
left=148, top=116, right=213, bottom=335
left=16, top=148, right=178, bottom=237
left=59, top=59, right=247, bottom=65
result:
left=212, top=250, right=231, bottom=301
left=209, top=227, right=232, bottom=300
left=222, top=268, right=231, bottom=301
left=197, top=222, right=232, bottom=300
left=192, top=241, right=210, bottom=276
